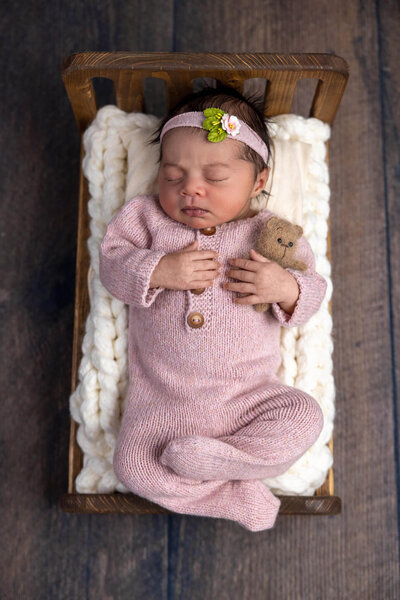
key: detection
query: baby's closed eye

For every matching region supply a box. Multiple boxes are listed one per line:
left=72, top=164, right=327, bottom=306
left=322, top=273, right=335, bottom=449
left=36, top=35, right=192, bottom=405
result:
left=205, top=177, right=228, bottom=183
left=203, top=164, right=231, bottom=182
left=163, top=165, right=184, bottom=182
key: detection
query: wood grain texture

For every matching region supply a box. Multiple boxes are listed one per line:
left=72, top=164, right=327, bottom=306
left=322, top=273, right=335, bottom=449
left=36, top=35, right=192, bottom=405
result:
left=60, top=493, right=341, bottom=515
left=1, top=0, right=399, bottom=599
left=377, top=0, right=400, bottom=543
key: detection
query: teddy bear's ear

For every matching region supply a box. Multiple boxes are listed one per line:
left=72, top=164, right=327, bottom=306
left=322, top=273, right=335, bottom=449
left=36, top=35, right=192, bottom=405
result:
left=266, top=216, right=279, bottom=229
left=294, top=225, right=303, bottom=237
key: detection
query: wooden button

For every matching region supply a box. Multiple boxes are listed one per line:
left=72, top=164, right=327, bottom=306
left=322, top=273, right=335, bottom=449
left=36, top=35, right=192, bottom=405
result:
left=187, top=312, right=204, bottom=328
left=190, top=288, right=205, bottom=295
left=200, top=226, right=216, bottom=236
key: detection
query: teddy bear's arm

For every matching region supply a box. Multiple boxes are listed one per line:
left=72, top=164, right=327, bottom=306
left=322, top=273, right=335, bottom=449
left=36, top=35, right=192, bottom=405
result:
left=271, top=236, right=328, bottom=328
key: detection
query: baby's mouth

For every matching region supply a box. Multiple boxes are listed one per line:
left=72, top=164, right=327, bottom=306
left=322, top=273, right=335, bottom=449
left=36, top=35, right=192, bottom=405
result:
left=182, top=207, right=209, bottom=216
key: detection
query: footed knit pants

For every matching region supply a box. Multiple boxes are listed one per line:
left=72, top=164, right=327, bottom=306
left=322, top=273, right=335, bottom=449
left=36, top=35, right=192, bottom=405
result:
left=113, top=379, right=324, bottom=532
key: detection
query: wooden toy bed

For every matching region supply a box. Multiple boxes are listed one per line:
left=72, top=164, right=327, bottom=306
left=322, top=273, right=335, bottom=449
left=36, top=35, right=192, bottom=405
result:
left=60, top=52, right=348, bottom=516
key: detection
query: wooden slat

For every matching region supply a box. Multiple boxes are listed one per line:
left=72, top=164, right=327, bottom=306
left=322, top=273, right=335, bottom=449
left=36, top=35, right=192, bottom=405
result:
left=264, top=72, right=301, bottom=116
left=67, top=143, right=89, bottom=490
left=161, top=72, right=194, bottom=110
left=63, top=75, right=97, bottom=135
left=60, top=492, right=341, bottom=515
left=311, top=72, right=349, bottom=122
left=114, top=71, right=145, bottom=113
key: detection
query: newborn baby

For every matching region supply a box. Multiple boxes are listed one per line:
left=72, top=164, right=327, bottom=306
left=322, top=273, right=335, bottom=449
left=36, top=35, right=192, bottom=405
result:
left=99, top=85, right=326, bottom=532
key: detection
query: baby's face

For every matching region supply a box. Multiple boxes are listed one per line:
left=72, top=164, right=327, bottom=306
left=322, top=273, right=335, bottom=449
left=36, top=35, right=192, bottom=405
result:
left=158, top=128, right=267, bottom=228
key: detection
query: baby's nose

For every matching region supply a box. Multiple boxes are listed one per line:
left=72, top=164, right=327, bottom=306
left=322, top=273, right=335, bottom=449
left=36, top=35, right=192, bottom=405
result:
left=181, top=176, right=205, bottom=196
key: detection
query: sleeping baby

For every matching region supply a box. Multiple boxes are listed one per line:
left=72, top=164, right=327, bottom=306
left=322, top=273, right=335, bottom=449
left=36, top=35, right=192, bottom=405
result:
left=99, top=84, right=327, bottom=532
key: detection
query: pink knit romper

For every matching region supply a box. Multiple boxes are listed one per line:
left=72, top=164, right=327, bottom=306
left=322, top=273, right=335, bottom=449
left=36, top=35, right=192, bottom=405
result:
left=99, top=195, right=327, bottom=532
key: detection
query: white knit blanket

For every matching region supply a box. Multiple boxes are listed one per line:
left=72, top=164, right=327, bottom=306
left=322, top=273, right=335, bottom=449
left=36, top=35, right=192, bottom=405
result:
left=70, top=106, right=335, bottom=497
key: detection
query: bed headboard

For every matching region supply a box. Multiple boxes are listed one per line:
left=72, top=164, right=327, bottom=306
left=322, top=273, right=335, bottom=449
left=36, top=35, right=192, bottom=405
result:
left=62, top=52, right=349, bottom=133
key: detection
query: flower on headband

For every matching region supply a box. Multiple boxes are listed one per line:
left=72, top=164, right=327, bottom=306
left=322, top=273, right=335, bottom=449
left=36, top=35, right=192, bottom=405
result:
left=202, top=108, right=241, bottom=143
left=221, top=114, right=240, bottom=137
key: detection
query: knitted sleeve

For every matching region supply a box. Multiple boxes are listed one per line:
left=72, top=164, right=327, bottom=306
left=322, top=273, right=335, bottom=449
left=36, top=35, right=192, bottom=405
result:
left=271, top=235, right=327, bottom=327
left=99, top=197, right=167, bottom=307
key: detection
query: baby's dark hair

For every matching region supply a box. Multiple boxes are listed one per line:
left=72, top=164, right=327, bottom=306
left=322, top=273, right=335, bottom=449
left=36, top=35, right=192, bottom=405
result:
left=150, top=83, right=271, bottom=179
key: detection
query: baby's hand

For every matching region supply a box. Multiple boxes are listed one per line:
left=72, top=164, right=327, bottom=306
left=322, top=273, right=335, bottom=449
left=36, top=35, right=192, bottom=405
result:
left=150, top=240, right=221, bottom=291
left=223, top=248, right=299, bottom=307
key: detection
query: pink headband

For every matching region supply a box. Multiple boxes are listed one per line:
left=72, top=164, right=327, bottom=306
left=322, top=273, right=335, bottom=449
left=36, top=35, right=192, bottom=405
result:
left=160, top=109, right=268, bottom=164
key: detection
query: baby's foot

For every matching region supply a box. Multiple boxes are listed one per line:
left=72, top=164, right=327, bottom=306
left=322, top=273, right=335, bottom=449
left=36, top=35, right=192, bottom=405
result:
left=153, top=474, right=281, bottom=532
left=194, top=479, right=281, bottom=532
left=232, top=480, right=281, bottom=532
left=160, top=435, right=278, bottom=481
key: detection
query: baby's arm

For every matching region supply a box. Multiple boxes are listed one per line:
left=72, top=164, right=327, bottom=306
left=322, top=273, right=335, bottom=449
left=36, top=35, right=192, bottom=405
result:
left=271, top=236, right=328, bottom=327
left=99, top=198, right=168, bottom=308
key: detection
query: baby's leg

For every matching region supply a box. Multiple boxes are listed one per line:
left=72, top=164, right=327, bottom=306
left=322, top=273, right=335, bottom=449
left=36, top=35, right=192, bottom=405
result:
left=113, top=430, right=281, bottom=532
left=160, top=383, right=324, bottom=481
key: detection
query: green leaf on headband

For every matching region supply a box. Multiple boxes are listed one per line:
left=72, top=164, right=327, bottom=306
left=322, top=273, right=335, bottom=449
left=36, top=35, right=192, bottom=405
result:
left=203, top=108, right=224, bottom=118
left=208, top=128, right=227, bottom=142
left=202, top=117, right=216, bottom=131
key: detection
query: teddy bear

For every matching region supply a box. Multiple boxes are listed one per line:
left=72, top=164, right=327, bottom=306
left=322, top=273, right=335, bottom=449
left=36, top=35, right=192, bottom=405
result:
left=250, top=216, right=308, bottom=313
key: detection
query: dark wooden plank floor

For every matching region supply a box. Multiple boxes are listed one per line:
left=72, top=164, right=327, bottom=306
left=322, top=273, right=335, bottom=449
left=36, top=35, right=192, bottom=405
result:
left=1, top=1, right=399, bottom=598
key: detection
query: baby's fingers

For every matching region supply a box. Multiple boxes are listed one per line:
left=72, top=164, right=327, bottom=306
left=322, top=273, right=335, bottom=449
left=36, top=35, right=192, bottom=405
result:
left=190, top=278, right=216, bottom=289
left=223, top=281, right=254, bottom=293
left=193, top=259, right=220, bottom=271
left=192, top=249, right=219, bottom=261
left=195, top=267, right=221, bottom=281
left=233, top=293, right=260, bottom=305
